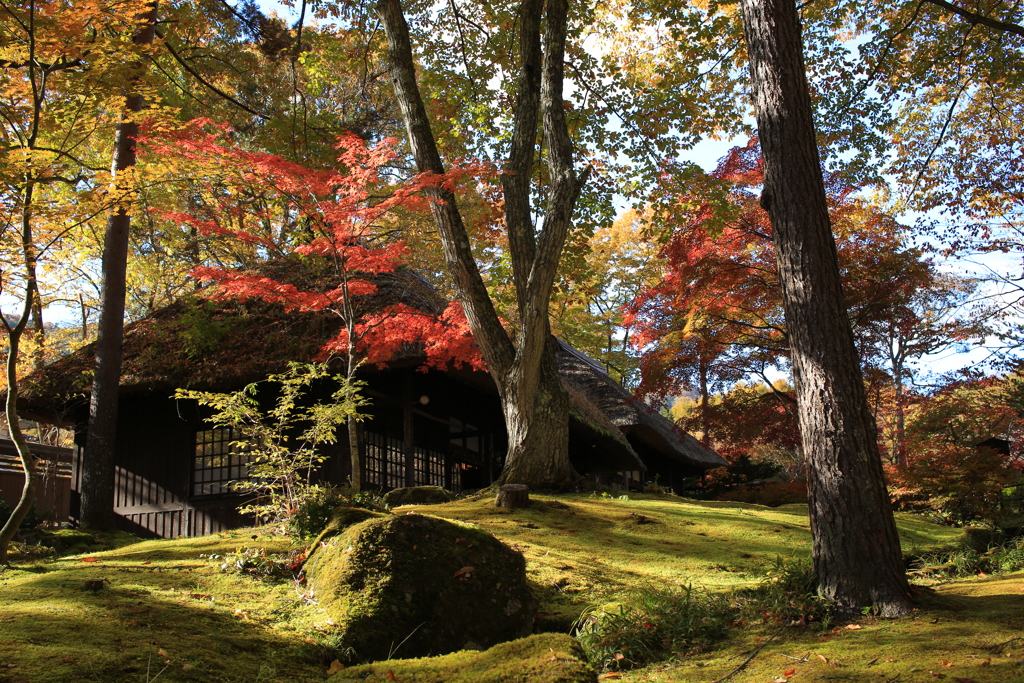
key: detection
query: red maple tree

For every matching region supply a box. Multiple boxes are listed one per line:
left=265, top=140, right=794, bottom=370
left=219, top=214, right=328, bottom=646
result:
left=628, top=137, right=981, bottom=457
left=149, top=119, right=486, bottom=487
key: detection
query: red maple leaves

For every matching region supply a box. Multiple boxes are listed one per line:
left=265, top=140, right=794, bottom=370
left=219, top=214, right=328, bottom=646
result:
left=151, top=119, right=487, bottom=372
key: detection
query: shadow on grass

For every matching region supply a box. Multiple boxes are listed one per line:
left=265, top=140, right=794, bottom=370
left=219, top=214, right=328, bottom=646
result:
left=0, top=562, right=324, bottom=683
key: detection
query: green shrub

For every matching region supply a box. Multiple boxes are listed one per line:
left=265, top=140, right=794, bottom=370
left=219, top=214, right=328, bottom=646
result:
left=175, top=362, right=368, bottom=526
left=911, top=546, right=983, bottom=578
left=288, top=485, right=385, bottom=540
left=0, top=496, right=42, bottom=532
left=381, top=485, right=453, bottom=508
left=697, top=455, right=784, bottom=500
left=910, top=535, right=1024, bottom=578
left=205, top=546, right=307, bottom=581
left=992, top=537, right=1024, bottom=572
left=715, top=481, right=808, bottom=507
left=574, top=584, right=733, bottom=671
left=736, top=556, right=832, bottom=626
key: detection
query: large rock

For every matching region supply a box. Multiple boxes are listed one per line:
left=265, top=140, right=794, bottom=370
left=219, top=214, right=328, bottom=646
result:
left=307, top=506, right=386, bottom=557
left=329, top=633, right=596, bottom=682
left=305, top=512, right=537, bottom=664
left=382, top=485, right=454, bottom=508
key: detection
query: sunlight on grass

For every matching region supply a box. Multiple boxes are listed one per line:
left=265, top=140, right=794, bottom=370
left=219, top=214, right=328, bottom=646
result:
left=623, top=573, right=1024, bottom=683
left=0, top=494, right=1002, bottom=683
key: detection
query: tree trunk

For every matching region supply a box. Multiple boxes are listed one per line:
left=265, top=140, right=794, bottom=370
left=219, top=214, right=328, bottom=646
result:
left=698, top=352, right=711, bottom=448
left=29, top=291, right=45, bottom=371
left=892, top=342, right=907, bottom=467
left=0, top=183, right=40, bottom=564
left=739, top=0, right=913, bottom=616
left=498, top=347, right=574, bottom=487
left=347, top=414, right=362, bottom=491
left=377, top=0, right=584, bottom=489
left=0, top=332, right=37, bottom=564
left=80, top=4, right=158, bottom=530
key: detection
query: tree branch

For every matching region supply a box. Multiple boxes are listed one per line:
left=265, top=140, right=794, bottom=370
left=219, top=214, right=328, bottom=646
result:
left=156, top=31, right=270, bottom=120
left=922, top=0, right=1024, bottom=37
left=501, top=0, right=543, bottom=314
left=517, top=0, right=590, bottom=373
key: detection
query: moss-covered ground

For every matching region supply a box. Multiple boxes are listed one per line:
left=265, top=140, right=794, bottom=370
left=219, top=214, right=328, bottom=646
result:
left=398, top=493, right=962, bottom=630
left=1, top=493, right=1018, bottom=683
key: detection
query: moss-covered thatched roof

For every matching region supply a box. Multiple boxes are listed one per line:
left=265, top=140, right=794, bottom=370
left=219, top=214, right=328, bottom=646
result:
left=19, top=262, right=445, bottom=419
left=556, top=343, right=727, bottom=470
left=564, top=381, right=645, bottom=473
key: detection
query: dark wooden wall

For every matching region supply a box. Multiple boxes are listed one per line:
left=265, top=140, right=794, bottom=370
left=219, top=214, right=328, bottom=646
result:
left=72, top=394, right=251, bottom=538
left=69, top=369, right=509, bottom=539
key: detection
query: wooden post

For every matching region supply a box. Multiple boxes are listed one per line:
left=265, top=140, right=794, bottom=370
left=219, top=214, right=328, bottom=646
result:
left=495, top=484, right=529, bottom=510
left=403, top=380, right=416, bottom=487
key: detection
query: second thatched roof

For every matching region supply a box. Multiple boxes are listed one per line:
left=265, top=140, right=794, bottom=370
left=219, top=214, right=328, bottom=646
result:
left=556, top=342, right=727, bottom=470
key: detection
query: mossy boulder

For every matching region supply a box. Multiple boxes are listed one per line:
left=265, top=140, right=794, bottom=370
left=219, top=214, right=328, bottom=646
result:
left=382, top=485, right=454, bottom=508
left=305, top=512, right=537, bottom=663
left=329, top=633, right=596, bottom=682
left=307, top=506, right=387, bottom=559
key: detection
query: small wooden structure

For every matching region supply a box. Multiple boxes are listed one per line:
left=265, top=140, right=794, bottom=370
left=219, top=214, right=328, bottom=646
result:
left=0, top=438, right=73, bottom=523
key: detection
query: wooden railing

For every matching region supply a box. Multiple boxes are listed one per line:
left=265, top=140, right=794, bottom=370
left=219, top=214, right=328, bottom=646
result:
left=0, top=438, right=73, bottom=477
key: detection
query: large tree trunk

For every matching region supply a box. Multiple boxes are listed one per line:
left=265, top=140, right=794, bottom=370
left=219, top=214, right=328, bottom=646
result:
left=80, top=4, right=158, bottom=530
left=498, top=346, right=573, bottom=486
left=377, top=0, right=585, bottom=488
left=740, top=0, right=913, bottom=616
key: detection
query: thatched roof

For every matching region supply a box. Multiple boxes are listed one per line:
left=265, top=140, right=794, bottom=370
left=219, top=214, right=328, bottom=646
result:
left=20, top=262, right=445, bottom=419
left=564, top=380, right=646, bottom=473
left=556, top=342, right=727, bottom=470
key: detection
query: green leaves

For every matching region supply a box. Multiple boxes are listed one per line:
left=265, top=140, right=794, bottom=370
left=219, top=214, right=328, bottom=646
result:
left=174, top=361, right=366, bottom=524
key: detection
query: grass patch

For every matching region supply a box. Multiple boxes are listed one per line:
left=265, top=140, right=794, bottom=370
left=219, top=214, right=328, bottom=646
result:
left=332, top=633, right=594, bottom=682
left=574, top=584, right=733, bottom=671
left=0, top=493, right=1002, bottom=683
left=0, top=529, right=327, bottom=682
left=616, top=573, right=1024, bottom=682
left=399, top=494, right=961, bottom=607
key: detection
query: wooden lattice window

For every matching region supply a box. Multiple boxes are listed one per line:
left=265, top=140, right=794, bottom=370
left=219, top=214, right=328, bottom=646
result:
left=192, top=428, right=250, bottom=496
left=413, top=447, right=446, bottom=487
left=364, top=431, right=405, bottom=489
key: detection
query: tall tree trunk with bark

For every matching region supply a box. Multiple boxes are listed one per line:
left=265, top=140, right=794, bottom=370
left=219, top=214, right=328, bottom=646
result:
left=0, top=183, right=41, bottom=564
left=698, top=352, right=710, bottom=448
left=80, top=4, right=158, bottom=530
left=739, top=0, right=913, bottom=616
left=377, top=0, right=585, bottom=488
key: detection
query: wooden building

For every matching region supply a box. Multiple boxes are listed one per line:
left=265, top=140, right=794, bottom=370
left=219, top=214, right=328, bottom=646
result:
left=18, top=267, right=724, bottom=538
